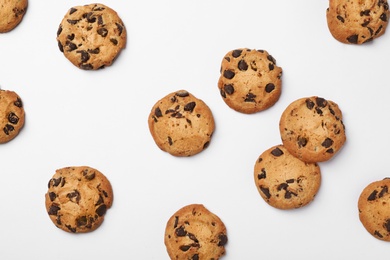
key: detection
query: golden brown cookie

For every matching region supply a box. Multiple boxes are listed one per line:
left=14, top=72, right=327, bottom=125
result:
left=279, top=96, right=346, bottom=163
left=164, top=204, right=228, bottom=260
left=0, top=89, right=25, bottom=143
left=148, top=90, right=215, bottom=157
left=56, top=3, right=126, bottom=70
left=254, top=145, right=321, bottom=210
left=358, top=178, right=390, bottom=241
left=0, top=0, right=28, bottom=33
left=45, top=166, right=113, bottom=233
left=218, top=48, right=282, bottom=114
left=326, top=0, right=389, bottom=44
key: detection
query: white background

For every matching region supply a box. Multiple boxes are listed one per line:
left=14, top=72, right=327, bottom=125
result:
left=1, top=0, right=389, bottom=259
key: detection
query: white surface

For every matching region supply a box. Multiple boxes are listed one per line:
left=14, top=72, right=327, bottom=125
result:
left=1, top=0, right=389, bottom=259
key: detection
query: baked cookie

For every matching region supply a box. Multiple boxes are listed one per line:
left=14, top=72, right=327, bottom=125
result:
left=45, top=166, right=113, bottom=233
left=326, top=0, right=389, bottom=44
left=56, top=3, right=126, bottom=70
left=218, top=48, right=282, bottom=114
left=0, top=0, right=28, bottom=33
left=164, top=204, right=228, bottom=260
left=148, top=90, right=215, bottom=157
left=254, top=145, right=321, bottom=210
left=358, top=178, right=390, bottom=241
left=279, top=96, right=346, bottom=163
left=0, top=89, right=25, bottom=143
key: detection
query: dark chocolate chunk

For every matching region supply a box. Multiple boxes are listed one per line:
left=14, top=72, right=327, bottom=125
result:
left=218, top=233, right=228, bottom=246
left=265, top=83, right=275, bottom=93
left=326, top=148, right=334, bottom=154
left=96, top=204, right=107, bottom=216
left=77, top=50, right=90, bottom=63
left=48, top=204, right=61, bottom=215
left=316, top=97, right=327, bottom=107
left=168, top=136, right=173, bottom=146
left=223, top=70, right=235, bottom=79
left=67, top=19, right=80, bottom=25
left=191, top=255, right=199, bottom=260
left=57, top=26, right=63, bottom=36
left=306, top=99, right=315, bottom=110
left=244, top=92, right=256, bottom=102
left=368, top=190, right=378, bottom=201
left=238, top=60, right=248, bottom=71
left=174, top=216, right=179, bottom=228
left=8, top=112, right=19, bottom=124
left=232, top=49, right=243, bottom=58
left=384, top=219, right=390, bottom=232
left=224, top=84, right=234, bottom=95
left=267, top=55, right=276, bottom=64
left=257, top=168, right=266, bottom=179
left=116, top=23, right=124, bottom=35
left=380, top=13, right=388, bottom=21
left=176, top=91, right=189, bottom=97
left=271, top=147, right=284, bottom=157
left=260, top=186, right=271, bottom=199
left=374, top=230, right=384, bottom=238
left=14, top=97, right=23, bottom=108
left=379, top=186, right=388, bottom=198
left=175, top=226, right=187, bottom=237
left=88, top=48, right=100, bottom=54
left=298, top=136, right=307, bottom=147
left=155, top=107, right=163, bottom=118
left=4, top=124, right=14, bottom=135
left=268, top=63, right=274, bottom=71
left=66, top=225, right=76, bottom=233
left=184, top=102, right=196, bottom=112
left=76, top=216, right=88, bottom=227
left=80, top=63, right=94, bottom=70
left=65, top=41, right=77, bottom=52
left=67, top=190, right=81, bottom=203
left=69, top=7, right=77, bottom=15
left=347, top=34, right=359, bottom=44
left=321, top=138, right=333, bottom=148
left=110, top=38, right=118, bottom=45
left=97, top=28, right=108, bottom=37
left=337, top=15, right=345, bottom=23
left=49, top=192, right=57, bottom=201
left=277, top=183, right=289, bottom=191
left=179, top=245, right=191, bottom=252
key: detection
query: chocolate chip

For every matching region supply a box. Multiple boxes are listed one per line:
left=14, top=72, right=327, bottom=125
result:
left=379, top=186, right=388, bottom=198
left=271, top=147, right=284, bottom=157
left=191, top=255, right=199, bottom=260
left=360, top=10, right=370, bottom=16
left=176, top=90, right=189, bottom=97
left=374, top=230, right=384, bottom=238
left=347, top=34, right=359, bottom=44
left=232, top=49, right=243, bottom=58
left=69, top=7, right=77, bottom=15
left=168, top=136, right=173, bottom=146
left=326, top=148, right=334, bottom=153
left=298, top=136, right=307, bottom=147
left=260, top=186, right=271, bottom=199
left=203, top=141, right=210, bottom=150
left=175, top=226, right=187, bottom=237
left=267, top=55, right=276, bottom=64
left=179, top=245, right=191, bottom=252
left=95, top=195, right=104, bottom=206
left=321, top=138, right=333, bottom=148
left=244, top=92, right=256, bottom=102
left=306, top=99, right=315, bottom=110
left=174, top=216, right=179, bottom=228
left=58, top=41, right=64, bottom=52
left=13, top=97, right=23, bottom=108
left=48, top=204, right=60, bottom=215
left=67, top=190, right=81, bottom=203
left=97, top=28, right=108, bottom=37
left=76, top=216, right=88, bottom=227
left=337, top=15, right=345, bottom=23
left=57, top=26, right=63, bottom=36
left=184, top=102, right=196, bottom=112
left=268, top=63, right=274, bottom=71
left=65, top=41, right=77, bottom=52
left=80, top=63, right=94, bottom=70
left=77, top=50, right=90, bottom=63
left=316, top=97, right=327, bottom=107
left=66, top=225, right=76, bottom=233
left=257, top=168, right=266, bottom=179
left=49, top=192, right=57, bottom=201
left=110, top=38, right=118, bottom=45
left=238, top=60, right=248, bottom=71
left=224, top=84, right=234, bottom=95
left=384, top=219, right=390, bottom=232
left=286, top=179, right=295, bottom=183
left=285, top=190, right=297, bottom=199
left=96, top=204, right=107, bottom=216
left=67, top=19, right=80, bottom=25
left=218, top=233, right=228, bottom=246
left=97, top=15, right=103, bottom=25
left=8, top=112, right=19, bottom=124
left=82, top=169, right=96, bottom=180
left=380, top=13, right=388, bottom=21
left=88, top=48, right=100, bottom=54
left=116, top=23, right=124, bottom=35
left=375, top=25, right=383, bottom=35
left=277, top=183, right=288, bottom=191
left=83, top=12, right=96, bottom=23
left=223, top=70, right=235, bottom=79
left=265, top=83, right=275, bottom=93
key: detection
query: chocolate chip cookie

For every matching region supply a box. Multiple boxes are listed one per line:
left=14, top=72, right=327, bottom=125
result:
left=0, top=0, right=28, bottom=33
left=218, top=48, right=282, bottom=114
left=56, top=3, right=126, bottom=70
left=164, top=204, right=228, bottom=260
left=327, top=0, right=389, bottom=44
left=0, top=89, right=25, bottom=143
left=279, top=96, right=346, bottom=163
left=254, top=145, right=321, bottom=209
left=45, top=166, right=113, bottom=233
left=148, top=90, right=215, bottom=157
left=358, top=178, right=390, bottom=241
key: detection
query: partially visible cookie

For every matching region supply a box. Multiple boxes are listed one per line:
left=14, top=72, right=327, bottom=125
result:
left=56, top=3, right=126, bottom=70
left=164, top=204, right=228, bottom=260
left=326, top=0, right=389, bottom=44
left=45, top=166, right=113, bottom=233
left=358, top=178, right=390, bottom=241
left=0, top=89, right=25, bottom=143
left=218, top=48, right=282, bottom=114
left=0, top=0, right=28, bottom=33
left=254, top=145, right=321, bottom=210
left=148, top=90, right=215, bottom=157
left=279, top=96, right=346, bottom=163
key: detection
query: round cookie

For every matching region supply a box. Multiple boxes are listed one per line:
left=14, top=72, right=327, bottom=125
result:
left=279, top=96, right=346, bottom=163
left=164, top=204, right=228, bottom=260
left=326, top=0, right=389, bottom=44
left=0, top=0, right=28, bottom=33
left=56, top=3, right=126, bottom=70
left=148, top=90, right=215, bottom=157
left=218, top=48, right=282, bottom=114
left=358, top=178, right=390, bottom=241
left=254, top=145, right=321, bottom=210
left=0, top=89, right=25, bottom=144
left=45, top=166, right=113, bottom=233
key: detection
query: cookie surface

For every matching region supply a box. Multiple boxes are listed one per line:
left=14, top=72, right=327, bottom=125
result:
left=0, top=89, right=25, bottom=143
left=358, top=178, right=390, bottom=241
left=218, top=48, right=282, bottom=114
left=45, top=166, right=113, bottom=233
left=254, top=145, right=321, bottom=210
left=279, top=96, right=346, bottom=163
left=0, top=0, right=28, bottom=33
left=326, top=0, right=389, bottom=44
left=148, top=90, right=215, bottom=157
left=56, top=3, right=126, bottom=70
left=164, top=204, right=228, bottom=260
